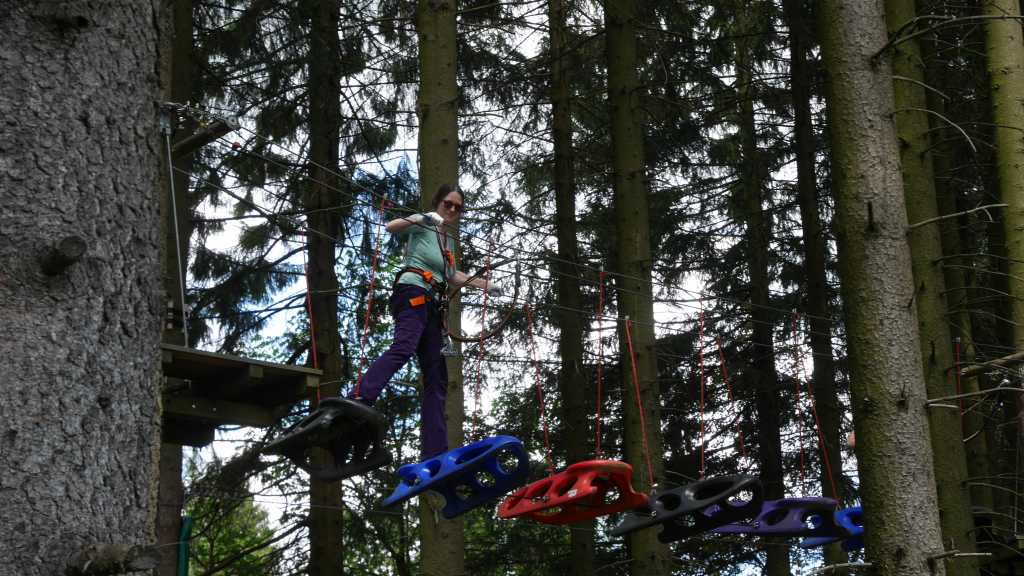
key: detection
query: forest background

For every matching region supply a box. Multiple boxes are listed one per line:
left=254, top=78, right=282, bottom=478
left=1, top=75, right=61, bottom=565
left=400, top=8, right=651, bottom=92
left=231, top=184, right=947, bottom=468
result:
left=3, top=0, right=1024, bottom=575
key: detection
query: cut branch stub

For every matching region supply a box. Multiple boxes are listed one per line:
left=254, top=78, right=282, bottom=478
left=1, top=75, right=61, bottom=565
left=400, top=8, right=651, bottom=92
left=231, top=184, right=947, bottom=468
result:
left=41, top=235, right=87, bottom=275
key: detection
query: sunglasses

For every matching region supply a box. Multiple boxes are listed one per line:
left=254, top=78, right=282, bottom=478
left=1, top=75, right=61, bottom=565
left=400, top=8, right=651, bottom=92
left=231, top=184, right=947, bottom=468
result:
left=443, top=199, right=463, bottom=213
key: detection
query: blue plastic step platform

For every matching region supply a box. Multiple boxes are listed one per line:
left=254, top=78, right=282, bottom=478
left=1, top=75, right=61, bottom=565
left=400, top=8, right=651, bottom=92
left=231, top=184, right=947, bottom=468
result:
left=264, top=398, right=392, bottom=482
left=799, top=506, right=864, bottom=551
left=713, top=497, right=840, bottom=537
left=611, top=475, right=763, bottom=543
left=381, top=435, right=530, bottom=519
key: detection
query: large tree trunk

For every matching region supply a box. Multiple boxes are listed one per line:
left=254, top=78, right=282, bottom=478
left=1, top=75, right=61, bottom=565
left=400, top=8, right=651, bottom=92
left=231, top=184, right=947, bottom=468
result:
left=604, top=2, right=670, bottom=574
left=781, top=0, right=847, bottom=567
left=983, top=0, right=1024, bottom=540
left=733, top=11, right=790, bottom=574
left=305, top=0, right=345, bottom=573
left=817, top=2, right=948, bottom=575
left=884, top=0, right=979, bottom=569
left=0, top=3, right=164, bottom=575
left=549, top=0, right=595, bottom=573
left=416, top=2, right=466, bottom=574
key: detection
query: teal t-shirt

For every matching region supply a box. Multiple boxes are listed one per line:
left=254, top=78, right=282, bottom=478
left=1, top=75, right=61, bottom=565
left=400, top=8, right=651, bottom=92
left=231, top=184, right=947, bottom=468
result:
left=396, top=220, right=455, bottom=295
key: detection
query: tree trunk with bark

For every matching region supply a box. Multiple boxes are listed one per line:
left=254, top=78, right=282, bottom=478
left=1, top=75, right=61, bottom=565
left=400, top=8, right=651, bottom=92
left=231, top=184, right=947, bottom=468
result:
left=604, top=1, right=670, bottom=574
left=550, top=0, right=595, bottom=572
left=416, top=1, right=466, bottom=574
left=885, top=0, right=979, bottom=569
left=305, top=0, right=345, bottom=573
left=817, top=1, right=948, bottom=574
left=0, top=3, right=164, bottom=575
left=781, top=0, right=847, bottom=567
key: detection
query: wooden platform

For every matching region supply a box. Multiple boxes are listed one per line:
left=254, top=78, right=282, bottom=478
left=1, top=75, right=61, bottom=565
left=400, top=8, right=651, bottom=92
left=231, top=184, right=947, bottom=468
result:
left=160, top=343, right=321, bottom=446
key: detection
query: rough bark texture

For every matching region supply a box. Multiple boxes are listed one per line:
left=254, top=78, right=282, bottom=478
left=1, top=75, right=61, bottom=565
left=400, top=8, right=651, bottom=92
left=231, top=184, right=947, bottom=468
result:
left=885, top=0, right=979, bottom=569
left=817, top=1, right=948, bottom=575
left=305, top=0, right=345, bottom=573
left=733, top=10, right=790, bottom=573
left=781, top=0, right=847, bottom=566
left=0, top=2, right=164, bottom=575
left=604, top=2, right=670, bottom=574
left=549, top=0, right=595, bottom=572
left=983, top=1, right=1024, bottom=539
left=416, top=1, right=466, bottom=574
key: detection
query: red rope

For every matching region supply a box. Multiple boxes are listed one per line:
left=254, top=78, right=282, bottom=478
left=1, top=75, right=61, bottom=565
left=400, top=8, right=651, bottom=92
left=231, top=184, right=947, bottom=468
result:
left=303, top=261, right=321, bottom=404
left=793, top=312, right=840, bottom=500
left=804, top=378, right=840, bottom=501
left=471, top=250, right=493, bottom=441
left=595, top=270, right=607, bottom=458
left=698, top=305, right=706, bottom=479
left=624, top=318, right=655, bottom=489
left=717, top=336, right=746, bottom=458
left=354, top=196, right=389, bottom=398
left=526, top=304, right=554, bottom=472
left=791, top=312, right=806, bottom=491
left=955, top=337, right=965, bottom=431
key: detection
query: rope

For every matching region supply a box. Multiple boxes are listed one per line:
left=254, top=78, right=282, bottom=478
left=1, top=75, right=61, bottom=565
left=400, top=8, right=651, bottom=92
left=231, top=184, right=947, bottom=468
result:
left=163, top=127, right=189, bottom=344
left=792, top=312, right=840, bottom=500
left=624, top=317, right=656, bottom=489
left=955, top=337, right=965, bottom=431
left=526, top=304, right=554, bottom=472
left=791, top=312, right=807, bottom=492
left=471, top=247, right=494, bottom=442
left=716, top=336, right=746, bottom=458
left=595, top=269, right=607, bottom=458
left=303, top=260, right=321, bottom=404
left=699, top=302, right=706, bottom=480
left=354, top=195, right=389, bottom=398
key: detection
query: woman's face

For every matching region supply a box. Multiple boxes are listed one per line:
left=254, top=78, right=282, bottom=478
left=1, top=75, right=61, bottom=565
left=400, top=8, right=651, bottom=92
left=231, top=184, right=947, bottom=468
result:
left=436, top=191, right=464, bottom=225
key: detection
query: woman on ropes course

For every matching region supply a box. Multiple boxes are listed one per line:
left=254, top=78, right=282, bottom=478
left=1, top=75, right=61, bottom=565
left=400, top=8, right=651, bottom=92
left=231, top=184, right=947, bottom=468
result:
left=349, top=183, right=501, bottom=459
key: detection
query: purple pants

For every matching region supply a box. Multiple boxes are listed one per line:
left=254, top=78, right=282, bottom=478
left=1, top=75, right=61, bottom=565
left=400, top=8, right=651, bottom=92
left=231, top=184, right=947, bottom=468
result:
left=353, top=284, right=448, bottom=459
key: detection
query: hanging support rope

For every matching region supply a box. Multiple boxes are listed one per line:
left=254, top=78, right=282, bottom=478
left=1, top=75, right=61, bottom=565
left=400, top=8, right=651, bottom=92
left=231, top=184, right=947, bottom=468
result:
left=471, top=246, right=494, bottom=441
left=354, top=195, right=390, bottom=398
left=716, top=336, right=747, bottom=459
left=791, top=312, right=807, bottom=492
left=792, top=312, right=840, bottom=500
left=160, top=108, right=189, bottom=345
left=624, top=317, right=656, bottom=490
left=303, top=260, right=321, bottom=404
left=699, top=302, right=706, bottom=480
left=595, top=269, right=607, bottom=458
left=526, top=304, right=554, bottom=472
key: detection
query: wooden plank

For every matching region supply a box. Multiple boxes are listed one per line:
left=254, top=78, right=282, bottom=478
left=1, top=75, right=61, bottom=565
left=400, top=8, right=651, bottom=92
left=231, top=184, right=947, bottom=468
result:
left=160, top=343, right=320, bottom=378
left=164, top=395, right=281, bottom=428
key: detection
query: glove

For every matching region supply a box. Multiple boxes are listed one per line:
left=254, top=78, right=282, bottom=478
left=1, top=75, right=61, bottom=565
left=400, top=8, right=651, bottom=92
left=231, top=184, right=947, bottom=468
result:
left=421, top=211, right=443, bottom=226
left=486, top=284, right=503, bottom=299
